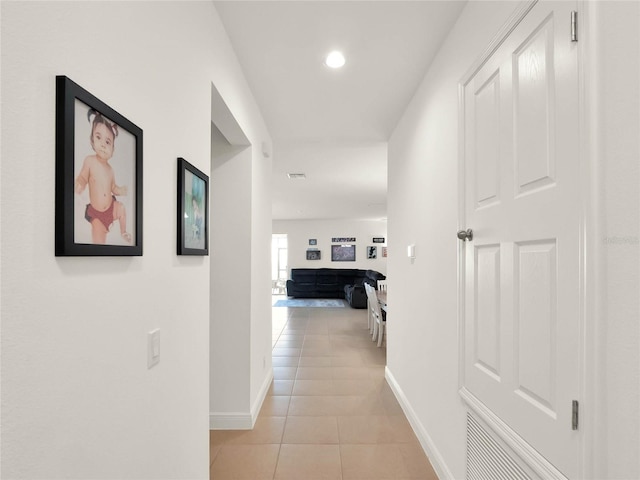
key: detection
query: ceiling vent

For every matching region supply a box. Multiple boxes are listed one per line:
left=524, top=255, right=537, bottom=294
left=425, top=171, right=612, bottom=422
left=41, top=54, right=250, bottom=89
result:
left=287, top=173, right=306, bottom=179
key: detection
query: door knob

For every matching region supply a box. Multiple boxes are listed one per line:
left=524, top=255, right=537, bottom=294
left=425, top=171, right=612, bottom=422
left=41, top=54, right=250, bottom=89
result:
left=457, top=229, right=473, bottom=242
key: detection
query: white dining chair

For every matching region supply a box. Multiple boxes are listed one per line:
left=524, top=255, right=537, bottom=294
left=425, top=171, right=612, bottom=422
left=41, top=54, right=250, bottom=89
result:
left=275, top=278, right=287, bottom=295
left=365, top=283, right=385, bottom=347
left=364, top=283, right=375, bottom=334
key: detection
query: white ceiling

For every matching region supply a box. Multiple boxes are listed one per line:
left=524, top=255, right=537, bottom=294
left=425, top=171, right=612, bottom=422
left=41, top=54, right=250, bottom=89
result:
left=214, top=1, right=466, bottom=221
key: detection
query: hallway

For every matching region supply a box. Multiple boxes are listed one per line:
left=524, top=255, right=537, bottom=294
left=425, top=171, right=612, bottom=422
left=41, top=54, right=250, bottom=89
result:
left=209, top=305, right=438, bottom=479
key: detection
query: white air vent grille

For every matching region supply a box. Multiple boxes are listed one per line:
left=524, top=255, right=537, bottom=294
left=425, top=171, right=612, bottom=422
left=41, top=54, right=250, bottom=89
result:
left=287, top=173, right=306, bottom=179
left=467, top=413, right=531, bottom=480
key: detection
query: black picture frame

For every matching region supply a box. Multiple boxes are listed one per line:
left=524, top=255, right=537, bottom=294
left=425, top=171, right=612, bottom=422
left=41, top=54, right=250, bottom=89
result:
left=309, top=239, right=317, bottom=245
left=55, top=76, right=143, bottom=256
left=367, top=246, right=378, bottom=259
left=372, top=237, right=385, bottom=243
left=331, top=244, right=356, bottom=261
left=177, top=157, right=209, bottom=255
left=306, top=250, right=321, bottom=260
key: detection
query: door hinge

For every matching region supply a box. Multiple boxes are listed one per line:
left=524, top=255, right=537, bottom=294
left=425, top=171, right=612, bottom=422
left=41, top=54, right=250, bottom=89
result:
left=571, top=11, right=578, bottom=42
left=572, top=400, right=579, bottom=430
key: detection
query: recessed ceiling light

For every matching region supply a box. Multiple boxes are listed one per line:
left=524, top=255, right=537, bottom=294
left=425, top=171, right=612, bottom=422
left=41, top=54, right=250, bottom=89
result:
left=287, top=173, right=306, bottom=179
left=325, top=51, right=345, bottom=69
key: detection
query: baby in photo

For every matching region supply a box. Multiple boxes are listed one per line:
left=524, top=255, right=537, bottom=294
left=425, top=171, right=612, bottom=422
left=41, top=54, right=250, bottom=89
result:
left=75, top=109, right=131, bottom=244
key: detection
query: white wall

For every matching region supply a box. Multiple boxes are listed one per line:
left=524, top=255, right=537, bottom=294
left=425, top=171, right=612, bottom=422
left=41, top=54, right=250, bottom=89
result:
left=595, top=2, right=640, bottom=478
left=273, top=219, right=388, bottom=276
left=207, top=13, right=274, bottom=427
left=210, top=138, right=252, bottom=418
left=387, top=1, right=639, bottom=479
left=386, top=3, right=518, bottom=477
left=249, top=134, right=274, bottom=418
left=1, top=2, right=271, bottom=478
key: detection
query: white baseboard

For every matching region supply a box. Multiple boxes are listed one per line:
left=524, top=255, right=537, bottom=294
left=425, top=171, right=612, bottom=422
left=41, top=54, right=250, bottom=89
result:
left=385, top=367, right=455, bottom=480
left=209, top=412, right=253, bottom=430
left=209, top=369, right=274, bottom=430
left=251, top=368, right=274, bottom=423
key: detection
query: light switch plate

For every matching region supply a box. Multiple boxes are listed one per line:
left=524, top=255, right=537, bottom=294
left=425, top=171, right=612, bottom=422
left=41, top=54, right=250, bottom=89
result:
left=148, top=329, right=160, bottom=369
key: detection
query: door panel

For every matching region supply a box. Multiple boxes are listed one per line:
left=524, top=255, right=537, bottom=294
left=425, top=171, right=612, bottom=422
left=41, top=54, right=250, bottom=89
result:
left=514, top=14, right=557, bottom=195
left=514, top=239, right=557, bottom=417
left=461, top=2, right=581, bottom=478
left=475, top=73, right=501, bottom=208
left=474, top=244, right=502, bottom=380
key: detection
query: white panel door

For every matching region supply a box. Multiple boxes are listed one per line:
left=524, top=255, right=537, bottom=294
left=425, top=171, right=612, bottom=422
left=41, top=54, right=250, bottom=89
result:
left=461, top=1, right=581, bottom=478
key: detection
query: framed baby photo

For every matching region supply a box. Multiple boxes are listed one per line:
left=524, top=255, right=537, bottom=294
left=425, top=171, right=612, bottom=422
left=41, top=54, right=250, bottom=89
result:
left=177, top=157, right=209, bottom=255
left=55, top=76, right=143, bottom=256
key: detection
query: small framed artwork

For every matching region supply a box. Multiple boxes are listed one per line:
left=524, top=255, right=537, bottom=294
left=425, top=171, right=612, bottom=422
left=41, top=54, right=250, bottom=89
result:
left=55, top=76, right=143, bottom=256
left=382, top=247, right=388, bottom=258
left=367, top=246, right=377, bottom=259
left=309, top=239, right=317, bottom=245
left=332, top=237, right=356, bottom=243
left=177, top=158, right=209, bottom=255
left=306, top=250, right=321, bottom=260
left=372, top=237, right=385, bottom=243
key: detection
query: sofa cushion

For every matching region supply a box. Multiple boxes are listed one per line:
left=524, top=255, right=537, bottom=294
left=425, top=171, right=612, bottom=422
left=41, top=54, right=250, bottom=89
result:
left=344, top=284, right=367, bottom=308
left=336, top=269, right=359, bottom=278
left=293, top=271, right=317, bottom=280
left=365, top=270, right=385, bottom=280
left=317, top=273, right=338, bottom=285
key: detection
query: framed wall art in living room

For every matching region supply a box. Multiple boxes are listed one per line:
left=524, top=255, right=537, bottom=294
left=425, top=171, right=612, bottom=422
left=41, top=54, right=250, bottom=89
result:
left=306, top=250, right=321, bottom=260
left=55, top=76, right=143, bottom=256
left=177, top=157, right=209, bottom=255
left=331, top=244, right=355, bottom=261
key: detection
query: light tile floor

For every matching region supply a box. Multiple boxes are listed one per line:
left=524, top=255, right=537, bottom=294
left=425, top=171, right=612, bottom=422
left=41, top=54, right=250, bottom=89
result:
left=210, top=303, right=439, bottom=480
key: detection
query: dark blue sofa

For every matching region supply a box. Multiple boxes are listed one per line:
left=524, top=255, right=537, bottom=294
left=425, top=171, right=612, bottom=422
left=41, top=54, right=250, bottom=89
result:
left=286, top=268, right=385, bottom=308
